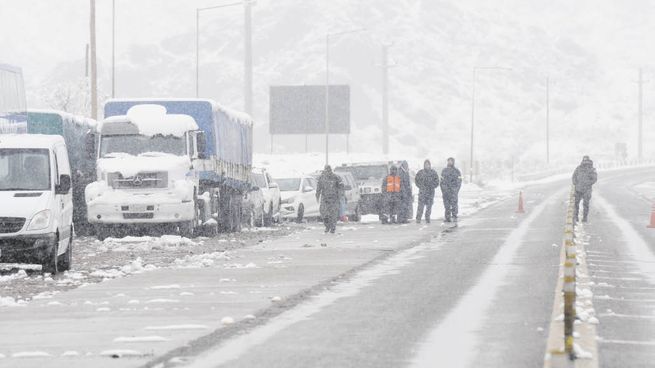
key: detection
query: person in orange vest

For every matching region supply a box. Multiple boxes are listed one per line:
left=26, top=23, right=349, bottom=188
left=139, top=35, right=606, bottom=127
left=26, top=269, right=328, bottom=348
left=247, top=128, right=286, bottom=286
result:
left=381, top=165, right=402, bottom=224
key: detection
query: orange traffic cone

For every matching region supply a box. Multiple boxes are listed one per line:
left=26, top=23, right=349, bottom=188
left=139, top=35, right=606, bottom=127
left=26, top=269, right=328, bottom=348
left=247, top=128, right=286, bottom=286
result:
left=516, top=191, right=526, bottom=214
left=648, top=204, right=655, bottom=228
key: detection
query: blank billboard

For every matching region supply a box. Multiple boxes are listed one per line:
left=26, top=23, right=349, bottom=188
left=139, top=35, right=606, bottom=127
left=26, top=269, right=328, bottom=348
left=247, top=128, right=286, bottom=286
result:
left=269, top=85, right=350, bottom=134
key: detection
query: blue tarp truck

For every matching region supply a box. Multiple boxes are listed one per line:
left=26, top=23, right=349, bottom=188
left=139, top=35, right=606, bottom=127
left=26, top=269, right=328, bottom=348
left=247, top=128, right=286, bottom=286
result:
left=27, top=110, right=97, bottom=233
left=85, top=99, right=253, bottom=238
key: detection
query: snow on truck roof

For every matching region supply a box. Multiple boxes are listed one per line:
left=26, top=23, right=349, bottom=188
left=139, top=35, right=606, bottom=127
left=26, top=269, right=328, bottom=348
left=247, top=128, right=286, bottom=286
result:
left=0, top=134, right=65, bottom=149
left=100, top=104, right=198, bottom=137
left=104, top=98, right=253, bottom=127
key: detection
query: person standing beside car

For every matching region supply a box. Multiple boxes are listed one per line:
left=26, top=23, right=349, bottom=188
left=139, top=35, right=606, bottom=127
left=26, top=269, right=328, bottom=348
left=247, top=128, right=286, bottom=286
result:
left=440, top=157, right=462, bottom=223
left=316, top=165, right=344, bottom=233
left=381, top=165, right=402, bottom=224
left=415, top=159, right=440, bottom=224
left=397, top=161, right=413, bottom=224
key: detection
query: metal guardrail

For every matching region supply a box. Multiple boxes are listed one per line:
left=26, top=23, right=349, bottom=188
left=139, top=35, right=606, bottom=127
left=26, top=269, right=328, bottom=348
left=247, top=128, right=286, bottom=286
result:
left=563, top=186, right=577, bottom=359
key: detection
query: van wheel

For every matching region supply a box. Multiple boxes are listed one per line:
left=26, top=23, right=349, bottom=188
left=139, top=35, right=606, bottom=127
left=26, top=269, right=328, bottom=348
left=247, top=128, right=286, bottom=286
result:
left=95, top=225, right=110, bottom=241
left=296, top=204, right=305, bottom=223
left=42, top=235, right=59, bottom=274
left=57, top=230, right=73, bottom=271
left=179, top=221, right=195, bottom=238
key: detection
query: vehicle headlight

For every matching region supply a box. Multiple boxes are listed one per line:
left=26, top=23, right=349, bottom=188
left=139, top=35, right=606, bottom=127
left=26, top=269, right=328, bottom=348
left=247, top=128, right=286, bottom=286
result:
left=27, top=210, right=52, bottom=231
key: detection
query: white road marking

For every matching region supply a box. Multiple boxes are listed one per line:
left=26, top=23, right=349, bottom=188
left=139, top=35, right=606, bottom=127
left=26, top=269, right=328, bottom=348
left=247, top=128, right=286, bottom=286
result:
left=411, top=191, right=561, bottom=368
left=595, top=194, right=655, bottom=284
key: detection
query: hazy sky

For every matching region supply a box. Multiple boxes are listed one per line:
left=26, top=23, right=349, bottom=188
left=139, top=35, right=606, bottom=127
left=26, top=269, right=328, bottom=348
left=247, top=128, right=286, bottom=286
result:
left=2, top=0, right=654, bottom=84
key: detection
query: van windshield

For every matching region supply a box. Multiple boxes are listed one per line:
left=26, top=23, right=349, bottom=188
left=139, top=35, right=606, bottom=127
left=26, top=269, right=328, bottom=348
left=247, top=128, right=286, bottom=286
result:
left=335, top=165, right=387, bottom=181
left=100, top=134, right=186, bottom=157
left=0, top=149, right=51, bottom=191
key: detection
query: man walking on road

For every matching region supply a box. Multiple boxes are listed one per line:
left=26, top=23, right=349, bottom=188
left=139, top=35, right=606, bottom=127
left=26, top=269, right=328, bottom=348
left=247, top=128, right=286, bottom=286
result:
left=316, top=165, right=344, bottom=233
left=381, top=165, right=402, bottom=224
left=440, top=157, right=462, bottom=223
left=398, top=161, right=413, bottom=224
left=415, top=159, right=440, bottom=224
left=572, top=155, right=598, bottom=223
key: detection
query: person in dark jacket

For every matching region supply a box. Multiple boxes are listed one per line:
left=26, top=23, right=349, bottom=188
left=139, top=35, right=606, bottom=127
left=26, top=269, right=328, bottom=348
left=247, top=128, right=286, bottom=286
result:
left=381, top=165, right=402, bottom=224
left=440, top=157, right=462, bottom=223
left=415, top=159, right=440, bottom=224
left=397, top=161, right=413, bottom=224
left=316, top=165, right=344, bottom=233
left=572, top=156, right=598, bottom=223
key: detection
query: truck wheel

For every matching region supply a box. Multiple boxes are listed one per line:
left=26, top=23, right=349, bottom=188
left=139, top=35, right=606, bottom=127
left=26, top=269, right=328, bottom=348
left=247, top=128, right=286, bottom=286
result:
left=57, top=230, right=73, bottom=271
left=264, top=203, right=274, bottom=227
left=255, top=205, right=265, bottom=227
left=180, top=221, right=195, bottom=238
left=42, top=235, right=59, bottom=274
left=95, top=225, right=110, bottom=241
left=351, top=205, right=361, bottom=222
left=296, top=204, right=305, bottom=223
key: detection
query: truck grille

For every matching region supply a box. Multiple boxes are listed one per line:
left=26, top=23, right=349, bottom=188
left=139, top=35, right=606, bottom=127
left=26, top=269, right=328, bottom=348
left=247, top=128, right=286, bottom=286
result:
left=111, top=172, right=168, bottom=189
left=0, top=217, right=26, bottom=233
left=123, top=213, right=154, bottom=220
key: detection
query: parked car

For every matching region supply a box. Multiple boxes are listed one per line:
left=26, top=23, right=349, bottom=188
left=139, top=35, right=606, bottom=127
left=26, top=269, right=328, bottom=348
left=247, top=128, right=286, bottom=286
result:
left=252, top=168, right=281, bottom=226
left=242, top=179, right=265, bottom=228
left=335, top=161, right=402, bottom=216
left=279, top=176, right=319, bottom=222
left=0, top=134, right=74, bottom=274
left=335, top=171, right=362, bottom=221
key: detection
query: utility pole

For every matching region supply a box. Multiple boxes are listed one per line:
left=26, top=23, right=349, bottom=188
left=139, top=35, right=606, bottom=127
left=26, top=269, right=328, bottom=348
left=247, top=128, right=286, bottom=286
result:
left=638, top=68, right=644, bottom=161
left=244, top=0, right=253, bottom=115
left=324, top=34, right=330, bottom=166
left=381, top=44, right=390, bottom=155
left=546, top=76, right=550, bottom=165
left=90, top=0, right=98, bottom=119
left=111, top=0, right=116, bottom=98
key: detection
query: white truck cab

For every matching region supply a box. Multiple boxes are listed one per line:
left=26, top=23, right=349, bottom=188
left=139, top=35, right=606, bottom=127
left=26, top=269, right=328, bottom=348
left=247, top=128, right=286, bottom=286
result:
left=85, top=105, right=206, bottom=239
left=0, top=134, right=74, bottom=273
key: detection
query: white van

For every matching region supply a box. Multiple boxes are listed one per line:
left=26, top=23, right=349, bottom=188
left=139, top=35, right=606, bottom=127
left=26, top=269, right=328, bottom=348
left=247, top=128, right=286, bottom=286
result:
left=0, top=134, right=73, bottom=273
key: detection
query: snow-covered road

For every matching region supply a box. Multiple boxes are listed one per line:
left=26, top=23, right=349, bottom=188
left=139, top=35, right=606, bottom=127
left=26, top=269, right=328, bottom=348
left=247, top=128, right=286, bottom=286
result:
left=0, top=167, right=653, bottom=368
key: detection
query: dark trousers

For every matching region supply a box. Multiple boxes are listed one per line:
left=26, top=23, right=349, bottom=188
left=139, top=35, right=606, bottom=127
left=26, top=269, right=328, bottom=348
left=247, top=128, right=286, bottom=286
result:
left=574, top=190, right=592, bottom=221
left=382, top=195, right=401, bottom=223
left=442, top=191, right=459, bottom=220
left=416, top=196, right=434, bottom=221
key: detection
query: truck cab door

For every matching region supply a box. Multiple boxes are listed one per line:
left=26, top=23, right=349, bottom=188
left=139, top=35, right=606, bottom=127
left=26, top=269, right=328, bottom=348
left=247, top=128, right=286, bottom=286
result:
left=54, top=145, right=73, bottom=253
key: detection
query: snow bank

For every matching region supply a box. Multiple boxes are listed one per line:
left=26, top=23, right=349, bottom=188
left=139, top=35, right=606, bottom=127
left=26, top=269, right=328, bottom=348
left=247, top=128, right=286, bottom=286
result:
left=101, top=235, right=198, bottom=252
left=0, top=296, right=27, bottom=307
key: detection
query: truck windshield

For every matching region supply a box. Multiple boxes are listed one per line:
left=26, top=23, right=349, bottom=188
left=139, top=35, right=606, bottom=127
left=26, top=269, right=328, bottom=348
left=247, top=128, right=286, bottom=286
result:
left=100, top=134, right=186, bottom=157
left=276, top=178, right=301, bottom=192
left=0, top=149, right=51, bottom=191
left=336, top=166, right=387, bottom=181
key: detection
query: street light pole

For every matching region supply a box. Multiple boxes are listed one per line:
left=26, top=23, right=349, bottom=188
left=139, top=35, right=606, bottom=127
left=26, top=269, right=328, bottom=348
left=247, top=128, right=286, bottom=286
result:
left=324, top=27, right=366, bottom=166
left=546, top=75, right=550, bottom=165
left=195, top=1, right=243, bottom=98
left=111, top=0, right=115, bottom=98
left=469, top=66, right=511, bottom=183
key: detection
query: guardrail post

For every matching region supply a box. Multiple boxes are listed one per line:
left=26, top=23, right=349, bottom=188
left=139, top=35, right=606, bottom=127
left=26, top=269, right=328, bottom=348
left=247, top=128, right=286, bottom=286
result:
left=563, top=186, right=577, bottom=360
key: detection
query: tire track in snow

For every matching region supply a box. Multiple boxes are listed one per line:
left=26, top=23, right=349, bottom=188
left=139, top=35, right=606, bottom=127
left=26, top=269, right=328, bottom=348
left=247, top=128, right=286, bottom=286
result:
left=411, top=190, right=563, bottom=368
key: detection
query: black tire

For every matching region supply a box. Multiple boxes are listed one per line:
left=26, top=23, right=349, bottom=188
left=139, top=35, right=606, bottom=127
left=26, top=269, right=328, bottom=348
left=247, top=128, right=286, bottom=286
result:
left=263, top=203, right=274, bottom=227
left=296, top=204, right=305, bottom=223
left=246, top=209, right=255, bottom=228
left=95, top=225, right=110, bottom=241
left=179, top=220, right=195, bottom=238
left=57, top=229, right=73, bottom=271
left=42, top=235, right=59, bottom=274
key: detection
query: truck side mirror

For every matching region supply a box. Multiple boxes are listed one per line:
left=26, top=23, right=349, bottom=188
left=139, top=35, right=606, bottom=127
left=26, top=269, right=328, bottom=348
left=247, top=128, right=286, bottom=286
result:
left=56, top=174, right=72, bottom=195
left=85, top=133, right=96, bottom=159
left=197, top=131, right=208, bottom=159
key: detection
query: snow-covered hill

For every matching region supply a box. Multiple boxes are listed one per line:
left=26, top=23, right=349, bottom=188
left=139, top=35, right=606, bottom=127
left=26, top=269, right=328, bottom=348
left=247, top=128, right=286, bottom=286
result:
left=23, top=0, right=655, bottom=170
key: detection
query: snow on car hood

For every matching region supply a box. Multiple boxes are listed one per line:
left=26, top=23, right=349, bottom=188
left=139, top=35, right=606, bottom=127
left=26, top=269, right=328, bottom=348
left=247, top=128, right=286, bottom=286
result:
left=97, top=153, right=191, bottom=178
left=0, top=191, right=52, bottom=219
